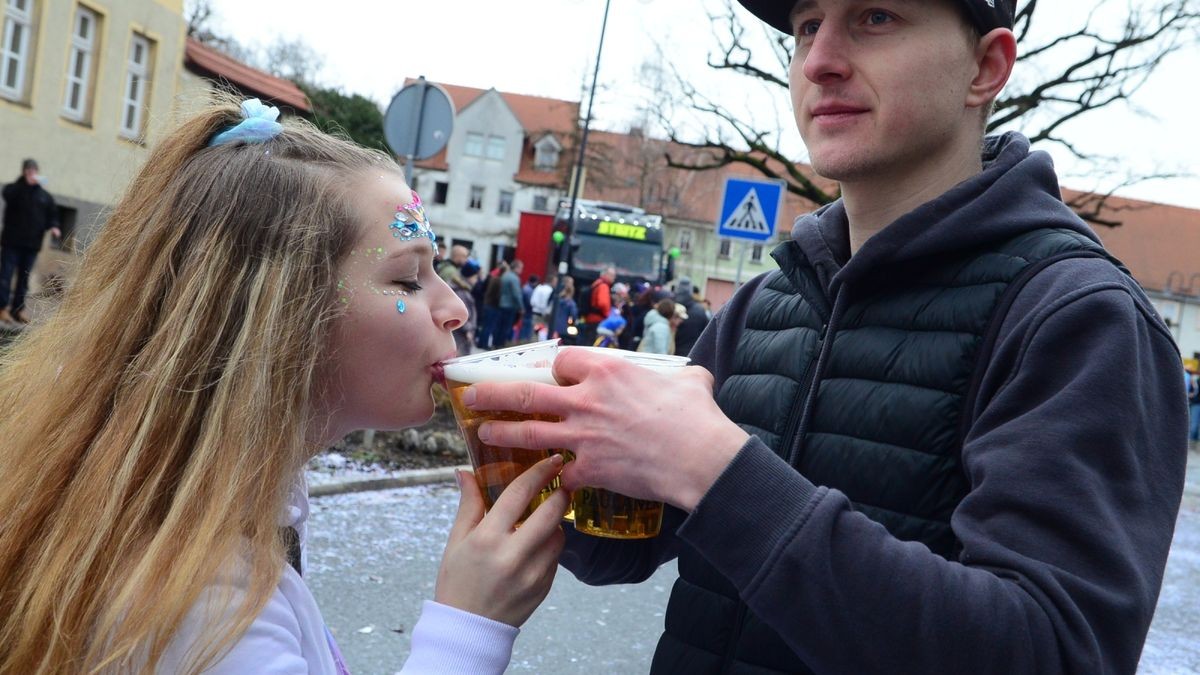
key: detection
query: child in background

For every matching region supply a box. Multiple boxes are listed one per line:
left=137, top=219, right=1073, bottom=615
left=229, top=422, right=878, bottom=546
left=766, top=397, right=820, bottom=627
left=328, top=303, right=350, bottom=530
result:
left=594, top=307, right=627, bottom=348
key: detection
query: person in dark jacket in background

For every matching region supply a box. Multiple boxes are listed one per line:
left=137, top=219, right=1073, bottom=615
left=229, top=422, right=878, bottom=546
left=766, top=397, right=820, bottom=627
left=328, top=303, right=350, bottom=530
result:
left=552, top=276, right=578, bottom=342
left=1187, top=367, right=1200, bottom=446
left=496, top=259, right=524, bottom=349
left=461, top=1, right=1188, bottom=673
left=1, top=159, right=61, bottom=324
left=518, top=274, right=538, bottom=342
left=623, top=283, right=656, bottom=351
left=452, top=259, right=481, bottom=356
left=670, top=276, right=709, bottom=357
left=475, top=261, right=505, bottom=349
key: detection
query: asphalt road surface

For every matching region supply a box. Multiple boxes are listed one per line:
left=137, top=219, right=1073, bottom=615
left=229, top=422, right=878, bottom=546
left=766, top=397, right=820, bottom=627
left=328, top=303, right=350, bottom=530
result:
left=306, top=454, right=1200, bottom=674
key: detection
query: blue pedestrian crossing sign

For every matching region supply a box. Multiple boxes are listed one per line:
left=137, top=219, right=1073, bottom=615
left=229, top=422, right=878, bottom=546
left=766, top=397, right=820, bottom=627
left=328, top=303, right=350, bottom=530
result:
left=716, top=177, right=785, bottom=242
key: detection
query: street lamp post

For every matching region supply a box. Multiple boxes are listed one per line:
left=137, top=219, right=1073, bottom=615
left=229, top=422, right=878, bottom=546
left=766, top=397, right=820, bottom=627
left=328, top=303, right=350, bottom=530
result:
left=546, top=0, right=612, bottom=343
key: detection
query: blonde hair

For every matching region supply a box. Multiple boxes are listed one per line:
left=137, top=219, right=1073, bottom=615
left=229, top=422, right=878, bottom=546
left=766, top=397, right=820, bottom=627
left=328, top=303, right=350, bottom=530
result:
left=0, top=97, right=398, bottom=673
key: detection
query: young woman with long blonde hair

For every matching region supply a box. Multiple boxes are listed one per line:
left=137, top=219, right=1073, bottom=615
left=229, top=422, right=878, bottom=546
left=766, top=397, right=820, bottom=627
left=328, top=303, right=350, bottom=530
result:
left=0, top=98, right=567, bottom=673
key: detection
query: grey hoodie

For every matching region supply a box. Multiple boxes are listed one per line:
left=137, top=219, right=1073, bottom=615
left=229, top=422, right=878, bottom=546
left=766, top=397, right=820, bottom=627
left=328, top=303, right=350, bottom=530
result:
left=561, top=133, right=1187, bottom=674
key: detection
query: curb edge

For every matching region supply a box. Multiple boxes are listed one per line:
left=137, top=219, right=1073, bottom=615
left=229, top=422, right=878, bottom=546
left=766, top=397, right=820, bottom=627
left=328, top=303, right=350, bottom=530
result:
left=309, top=465, right=471, bottom=498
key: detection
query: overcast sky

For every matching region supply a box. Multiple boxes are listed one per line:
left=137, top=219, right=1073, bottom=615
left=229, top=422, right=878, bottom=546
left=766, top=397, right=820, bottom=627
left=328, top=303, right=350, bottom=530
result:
left=204, top=0, right=1200, bottom=210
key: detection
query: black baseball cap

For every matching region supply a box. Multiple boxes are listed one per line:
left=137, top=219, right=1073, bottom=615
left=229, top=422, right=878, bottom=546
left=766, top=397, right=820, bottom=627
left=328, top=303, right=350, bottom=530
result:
left=736, top=0, right=1015, bottom=36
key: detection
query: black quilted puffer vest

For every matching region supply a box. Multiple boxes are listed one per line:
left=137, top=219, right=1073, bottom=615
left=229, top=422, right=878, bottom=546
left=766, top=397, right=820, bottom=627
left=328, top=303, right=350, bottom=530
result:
left=651, top=228, right=1120, bottom=675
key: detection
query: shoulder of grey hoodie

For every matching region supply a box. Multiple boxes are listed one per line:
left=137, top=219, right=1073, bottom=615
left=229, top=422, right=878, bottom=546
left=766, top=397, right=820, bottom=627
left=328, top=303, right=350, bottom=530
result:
left=676, top=252, right=1187, bottom=674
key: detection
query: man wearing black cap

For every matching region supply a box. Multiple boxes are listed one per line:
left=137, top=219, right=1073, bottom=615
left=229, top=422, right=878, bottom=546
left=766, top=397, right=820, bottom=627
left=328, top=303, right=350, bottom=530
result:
left=468, top=2, right=1185, bottom=672
left=1, top=159, right=60, bottom=324
left=670, top=276, right=709, bottom=357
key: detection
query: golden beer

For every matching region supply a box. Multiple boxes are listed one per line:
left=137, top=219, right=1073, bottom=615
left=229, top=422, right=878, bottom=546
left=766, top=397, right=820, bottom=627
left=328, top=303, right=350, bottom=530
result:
left=442, top=342, right=565, bottom=522
left=565, top=348, right=689, bottom=539
left=571, top=486, right=665, bottom=539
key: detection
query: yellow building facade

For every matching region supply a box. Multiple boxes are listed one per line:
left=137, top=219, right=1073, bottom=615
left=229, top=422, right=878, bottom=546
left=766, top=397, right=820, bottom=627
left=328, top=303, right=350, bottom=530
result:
left=1, top=0, right=186, bottom=245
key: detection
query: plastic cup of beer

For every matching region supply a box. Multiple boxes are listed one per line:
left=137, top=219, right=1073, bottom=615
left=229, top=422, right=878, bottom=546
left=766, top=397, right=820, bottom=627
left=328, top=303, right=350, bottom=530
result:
left=565, top=347, right=690, bottom=539
left=441, top=340, right=564, bottom=522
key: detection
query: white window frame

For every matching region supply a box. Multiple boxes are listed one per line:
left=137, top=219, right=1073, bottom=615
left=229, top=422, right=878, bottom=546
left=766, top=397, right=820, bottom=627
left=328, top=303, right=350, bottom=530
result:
left=751, top=243, right=764, bottom=263
left=718, top=238, right=732, bottom=259
left=534, top=136, right=561, bottom=171
left=485, top=135, right=505, bottom=160
left=498, top=190, right=514, bottom=215
left=118, top=34, right=152, bottom=139
left=678, top=229, right=693, bottom=253
left=1, top=0, right=33, bottom=101
left=119, top=33, right=151, bottom=139
left=532, top=194, right=549, bottom=212
left=468, top=185, right=484, bottom=210
left=62, top=5, right=97, bottom=122
left=464, top=132, right=484, bottom=157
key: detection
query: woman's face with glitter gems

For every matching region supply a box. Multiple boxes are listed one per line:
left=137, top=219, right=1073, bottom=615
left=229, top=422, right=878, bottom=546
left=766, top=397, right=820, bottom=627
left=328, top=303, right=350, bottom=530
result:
left=316, top=173, right=467, bottom=438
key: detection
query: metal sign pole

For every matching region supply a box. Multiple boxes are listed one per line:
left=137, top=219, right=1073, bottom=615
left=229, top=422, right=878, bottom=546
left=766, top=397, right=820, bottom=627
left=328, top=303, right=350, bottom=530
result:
left=548, top=0, right=612, bottom=342
left=383, top=76, right=453, bottom=187
left=403, top=78, right=429, bottom=185
left=735, top=240, right=747, bottom=290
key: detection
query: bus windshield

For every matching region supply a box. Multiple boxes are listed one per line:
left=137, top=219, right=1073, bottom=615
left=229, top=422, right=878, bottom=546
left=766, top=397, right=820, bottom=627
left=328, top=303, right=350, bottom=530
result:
left=573, top=233, right=662, bottom=280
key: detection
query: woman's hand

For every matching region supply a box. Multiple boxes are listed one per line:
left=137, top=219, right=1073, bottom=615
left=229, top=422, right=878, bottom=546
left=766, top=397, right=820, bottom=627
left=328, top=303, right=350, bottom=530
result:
left=433, top=454, right=569, bottom=627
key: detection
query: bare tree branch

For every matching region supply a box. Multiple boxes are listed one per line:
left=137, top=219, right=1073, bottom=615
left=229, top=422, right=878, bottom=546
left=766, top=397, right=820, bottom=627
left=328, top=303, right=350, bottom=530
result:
left=991, top=0, right=1199, bottom=156
left=651, top=0, right=1200, bottom=225
left=704, top=7, right=790, bottom=88
left=661, top=86, right=835, bottom=204
left=1065, top=170, right=1187, bottom=226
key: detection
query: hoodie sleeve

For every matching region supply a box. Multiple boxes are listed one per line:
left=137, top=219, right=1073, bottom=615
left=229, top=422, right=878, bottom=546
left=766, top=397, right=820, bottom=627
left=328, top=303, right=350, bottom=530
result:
left=674, top=257, right=1187, bottom=674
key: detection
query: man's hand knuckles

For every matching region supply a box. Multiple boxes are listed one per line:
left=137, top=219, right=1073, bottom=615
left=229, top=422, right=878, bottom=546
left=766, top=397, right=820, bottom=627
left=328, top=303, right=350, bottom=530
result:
left=514, top=422, right=541, bottom=449
left=516, top=382, right=539, bottom=413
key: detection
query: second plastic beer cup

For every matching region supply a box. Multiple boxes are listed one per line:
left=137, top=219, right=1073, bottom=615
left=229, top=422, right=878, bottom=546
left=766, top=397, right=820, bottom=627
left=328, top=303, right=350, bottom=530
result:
left=566, top=348, right=690, bottom=539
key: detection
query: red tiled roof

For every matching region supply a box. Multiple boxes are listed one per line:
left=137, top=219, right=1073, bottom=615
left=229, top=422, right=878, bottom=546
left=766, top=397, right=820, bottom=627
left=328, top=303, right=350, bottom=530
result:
left=1077, top=191, right=1200, bottom=294
left=410, top=79, right=578, bottom=135
left=407, top=79, right=578, bottom=185
left=184, top=37, right=311, bottom=113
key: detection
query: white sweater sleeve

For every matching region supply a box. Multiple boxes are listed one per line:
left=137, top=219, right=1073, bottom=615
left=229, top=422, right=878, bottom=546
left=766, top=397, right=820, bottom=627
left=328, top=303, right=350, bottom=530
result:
left=400, top=600, right=520, bottom=674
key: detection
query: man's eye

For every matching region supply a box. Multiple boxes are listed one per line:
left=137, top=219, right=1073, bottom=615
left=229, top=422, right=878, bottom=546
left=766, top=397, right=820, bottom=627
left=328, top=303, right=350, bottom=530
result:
left=866, top=11, right=893, bottom=25
left=795, top=19, right=821, bottom=38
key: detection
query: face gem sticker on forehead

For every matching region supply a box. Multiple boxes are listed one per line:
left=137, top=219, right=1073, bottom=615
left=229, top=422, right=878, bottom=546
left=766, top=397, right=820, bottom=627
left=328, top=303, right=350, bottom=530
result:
left=389, top=191, right=438, bottom=253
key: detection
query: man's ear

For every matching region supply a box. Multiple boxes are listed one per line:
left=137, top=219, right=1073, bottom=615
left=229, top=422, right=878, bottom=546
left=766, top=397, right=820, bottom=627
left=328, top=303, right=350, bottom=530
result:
left=967, top=28, right=1017, bottom=110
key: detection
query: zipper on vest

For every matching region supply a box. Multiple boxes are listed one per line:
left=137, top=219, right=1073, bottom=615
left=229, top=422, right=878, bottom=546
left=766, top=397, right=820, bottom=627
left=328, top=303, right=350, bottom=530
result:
left=719, top=293, right=843, bottom=675
left=785, top=288, right=845, bottom=467
left=779, top=321, right=825, bottom=468
left=718, top=341, right=821, bottom=675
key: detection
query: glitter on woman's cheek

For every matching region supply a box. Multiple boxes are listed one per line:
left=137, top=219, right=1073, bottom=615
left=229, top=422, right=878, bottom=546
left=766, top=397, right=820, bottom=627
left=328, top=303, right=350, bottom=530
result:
left=396, top=299, right=407, bottom=314
left=336, top=277, right=353, bottom=306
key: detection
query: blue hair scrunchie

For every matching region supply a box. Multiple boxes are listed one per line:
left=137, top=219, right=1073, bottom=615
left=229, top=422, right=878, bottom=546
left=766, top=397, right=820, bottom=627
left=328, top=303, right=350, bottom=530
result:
left=208, top=98, right=283, bottom=148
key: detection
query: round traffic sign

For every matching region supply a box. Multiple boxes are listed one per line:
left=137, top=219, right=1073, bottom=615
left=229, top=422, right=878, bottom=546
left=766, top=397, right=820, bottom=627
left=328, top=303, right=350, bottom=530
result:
left=383, top=78, right=455, bottom=160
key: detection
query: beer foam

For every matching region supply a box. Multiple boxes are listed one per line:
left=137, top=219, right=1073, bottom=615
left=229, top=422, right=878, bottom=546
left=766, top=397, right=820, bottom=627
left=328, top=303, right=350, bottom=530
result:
left=442, top=360, right=559, bottom=386
left=563, top=347, right=690, bottom=373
